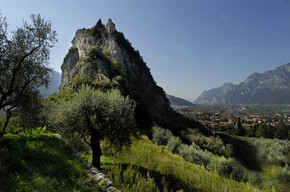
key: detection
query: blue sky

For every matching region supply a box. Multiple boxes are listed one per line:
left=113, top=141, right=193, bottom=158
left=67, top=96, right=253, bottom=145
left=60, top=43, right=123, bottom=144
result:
left=1, top=0, right=290, bottom=101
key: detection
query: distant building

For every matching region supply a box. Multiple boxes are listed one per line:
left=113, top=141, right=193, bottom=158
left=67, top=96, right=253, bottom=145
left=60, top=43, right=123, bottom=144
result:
left=106, top=19, right=115, bottom=33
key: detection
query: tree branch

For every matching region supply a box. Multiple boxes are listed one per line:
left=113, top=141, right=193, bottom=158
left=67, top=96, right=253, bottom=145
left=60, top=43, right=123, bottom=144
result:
left=75, top=127, right=91, bottom=146
left=0, top=75, right=38, bottom=109
left=9, top=44, right=43, bottom=92
left=0, top=86, right=4, bottom=95
left=0, top=106, right=14, bottom=138
left=0, top=44, right=43, bottom=109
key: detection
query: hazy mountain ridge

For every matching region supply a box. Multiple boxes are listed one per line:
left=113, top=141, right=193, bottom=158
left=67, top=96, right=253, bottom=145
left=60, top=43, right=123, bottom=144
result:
left=194, top=63, right=290, bottom=104
left=39, top=69, right=61, bottom=98
left=166, top=94, right=194, bottom=108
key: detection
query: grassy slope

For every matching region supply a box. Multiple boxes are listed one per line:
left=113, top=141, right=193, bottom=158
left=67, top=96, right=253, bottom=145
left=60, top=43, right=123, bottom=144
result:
left=0, top=132, right=99, bottom=192
left=0, top=131, right=280, bottom=192
left=238, top=136, right=290, bottom=191
left=102, top=136, right=274, bottom=192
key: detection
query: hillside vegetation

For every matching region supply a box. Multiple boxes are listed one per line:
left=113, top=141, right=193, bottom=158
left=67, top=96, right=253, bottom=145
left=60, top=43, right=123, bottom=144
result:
left=99, top=135, right=273, bottom=192
left=1, top=122, right=288, bottom=192
left=0, top=130, right=99, bottom=192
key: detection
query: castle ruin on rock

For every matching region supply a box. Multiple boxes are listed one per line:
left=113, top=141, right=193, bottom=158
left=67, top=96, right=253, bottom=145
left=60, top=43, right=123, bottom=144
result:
left=60, top=18, right=202, bottom=135
left=106, top=19, right=115, bottom=33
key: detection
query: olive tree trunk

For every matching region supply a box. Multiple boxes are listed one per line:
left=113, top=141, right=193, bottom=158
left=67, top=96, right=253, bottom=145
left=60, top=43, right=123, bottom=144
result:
left=90, top=130, right=102, bottom=169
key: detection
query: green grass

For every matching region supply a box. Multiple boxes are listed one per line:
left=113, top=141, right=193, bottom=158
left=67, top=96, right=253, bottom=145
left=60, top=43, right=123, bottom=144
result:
left=0, top=130, right=284, bottom=192
left=102, top=135, right=275, bottom=192
left=0, top=132, right=99, bottom=192
left=259, top=165, right=290, bottom=192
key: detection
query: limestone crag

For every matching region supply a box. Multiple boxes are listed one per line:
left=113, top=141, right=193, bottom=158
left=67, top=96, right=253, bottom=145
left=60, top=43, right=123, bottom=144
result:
left=60, top=19, right=173, bottom=128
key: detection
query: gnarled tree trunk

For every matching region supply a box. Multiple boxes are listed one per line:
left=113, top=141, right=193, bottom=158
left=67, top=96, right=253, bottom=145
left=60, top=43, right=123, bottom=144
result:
left=90, top=130, right=102, bottom=169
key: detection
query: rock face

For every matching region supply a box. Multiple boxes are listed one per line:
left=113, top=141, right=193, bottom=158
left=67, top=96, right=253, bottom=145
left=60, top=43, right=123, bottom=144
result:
left=194, top=63, right=290, bottom=105
left=60, top=19, right=173, bottom=128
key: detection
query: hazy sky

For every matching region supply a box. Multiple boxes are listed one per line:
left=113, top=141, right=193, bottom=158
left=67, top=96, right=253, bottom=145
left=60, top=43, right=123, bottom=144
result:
left=1, top=0, right=290, bottom=101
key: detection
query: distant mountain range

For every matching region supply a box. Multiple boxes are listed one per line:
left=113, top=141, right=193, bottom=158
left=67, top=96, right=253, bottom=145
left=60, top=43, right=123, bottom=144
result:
left=194, top=63, right=290, bottom=105
left=166, top=94, right=194, bottom=108
left=39, top=69, right=61, bottom=98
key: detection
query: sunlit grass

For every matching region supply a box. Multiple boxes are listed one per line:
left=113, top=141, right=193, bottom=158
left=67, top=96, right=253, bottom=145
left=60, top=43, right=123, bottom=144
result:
left=102, top=135, right=275, bottom=192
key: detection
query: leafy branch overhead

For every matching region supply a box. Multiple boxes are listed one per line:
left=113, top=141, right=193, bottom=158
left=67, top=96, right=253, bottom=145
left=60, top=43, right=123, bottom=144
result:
left=0, top=13, right=57, bottom=137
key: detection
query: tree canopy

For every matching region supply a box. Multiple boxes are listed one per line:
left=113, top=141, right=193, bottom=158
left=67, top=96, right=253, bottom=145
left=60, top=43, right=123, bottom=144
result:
left=0, top=13, right=57, bottom=137
left=53, top=85, right=135, bottom=168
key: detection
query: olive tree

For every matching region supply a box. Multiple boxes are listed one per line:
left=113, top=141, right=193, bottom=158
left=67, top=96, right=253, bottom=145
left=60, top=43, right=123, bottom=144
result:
left=54, top=85, right=135, bottom=169
left=0, top=13, right=57, bottom=137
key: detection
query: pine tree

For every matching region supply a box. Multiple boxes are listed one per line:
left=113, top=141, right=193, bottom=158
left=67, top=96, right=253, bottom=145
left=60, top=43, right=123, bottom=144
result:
left=255, top=122, right=268, bottom=138
left=236, top=117, right=246, bottom=136
left=275, top=121, right=289, bottom=140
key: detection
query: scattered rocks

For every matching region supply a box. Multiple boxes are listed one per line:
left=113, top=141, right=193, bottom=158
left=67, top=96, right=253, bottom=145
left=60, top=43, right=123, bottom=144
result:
left=52, top=133, right=120, bottom=191
left=107, top=186, right=120, bottom=192
left=85, top=161, right=119, bottom=191
left=87, top=167, right=118, bottom=191
left=92, top=173, right=105, bottom=181
left=98, top=177, right=112, bottom=188
left=88, top=167, right=101, bottom=175
left=52, top=133, right=61, bottom=138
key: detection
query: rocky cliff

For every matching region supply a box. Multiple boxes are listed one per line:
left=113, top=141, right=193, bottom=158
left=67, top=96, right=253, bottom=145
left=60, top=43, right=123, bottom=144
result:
left=194, top=63, right=290, bottom=105
left=60, top=19, right=182, bottom=131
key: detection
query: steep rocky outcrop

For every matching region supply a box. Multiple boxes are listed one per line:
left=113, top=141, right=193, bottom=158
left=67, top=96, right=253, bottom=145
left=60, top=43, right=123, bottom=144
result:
left=60, top=19, right=197, bottom=133
left=194, top=63, right=290, bottom=105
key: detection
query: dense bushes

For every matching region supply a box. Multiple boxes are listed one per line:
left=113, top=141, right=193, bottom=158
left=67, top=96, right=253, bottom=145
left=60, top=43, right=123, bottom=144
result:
left=277, top=165, right=290, bottom=185
left=217, top=159, right=249, bottom=182
left=152, top=126, right=242, bottom=178
left=106, top=165, right=174, bottom=192
left=151, top=126, right=290, bottom=191
left=111, top=135, right=267, bottom=192
left=152, top=126, right=174, bottom=146
left=188, top=133, right=233, bottom=157
left=239, top=137, right=290, bottom=166
left=177, top=143, right=211, bottom=167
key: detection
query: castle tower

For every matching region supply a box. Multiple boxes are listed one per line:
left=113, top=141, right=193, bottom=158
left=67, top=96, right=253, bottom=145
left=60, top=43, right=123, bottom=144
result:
left=106, top=19, right=115, bottom=33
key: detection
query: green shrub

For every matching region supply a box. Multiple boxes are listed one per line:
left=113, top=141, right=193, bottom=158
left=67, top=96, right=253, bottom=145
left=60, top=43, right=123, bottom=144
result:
left=177, top=143, right=211, bottom=167
left=152, top=126, right=172, bottom=146
left=218, top=159, right=233, bottom=176
left=225, top=144, right=234, bottom=157
left=106, top=164, right=170, bottom=192
left=277, top=164, right=290, bottom=185
left=167, top=136, right=182, bottom=153
left=217, top=159, right=249, bottom=183
left=239, top=137, right=290, bottom=166
left=188, top=134, right=229, bottom=156
left=250, top=174, right=264, bottom=188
